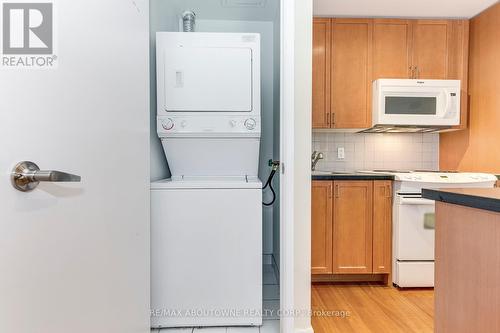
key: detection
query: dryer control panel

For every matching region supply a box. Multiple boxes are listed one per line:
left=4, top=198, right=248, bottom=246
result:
left=157, top=115, right=261, bottom=137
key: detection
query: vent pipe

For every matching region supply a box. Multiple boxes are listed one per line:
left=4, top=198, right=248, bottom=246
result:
left=182, top=11, right=196, bottom=32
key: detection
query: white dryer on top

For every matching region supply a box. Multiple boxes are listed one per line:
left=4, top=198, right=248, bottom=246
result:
left=156, top=32, right=261, bottom=177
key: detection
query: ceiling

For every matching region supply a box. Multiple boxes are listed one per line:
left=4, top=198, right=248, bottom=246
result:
left=154, top=0, right=280, bottom=21
left=313, top=0, right=498, bottom=18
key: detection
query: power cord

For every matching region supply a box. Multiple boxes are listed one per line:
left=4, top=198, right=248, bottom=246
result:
left=263, top=160, right=280, bottom=206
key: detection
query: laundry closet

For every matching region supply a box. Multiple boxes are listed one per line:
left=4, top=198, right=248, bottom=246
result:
left=149, top=0, right=282, bottom=330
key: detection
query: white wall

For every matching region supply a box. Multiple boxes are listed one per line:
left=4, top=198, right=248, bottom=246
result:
left=272, top=10, right=282, bottom=269
left=292, top=0, right=313, bottom=329
left=280, top=0, right=313, bottom=332
left=312, top=132, right=439, bottom=171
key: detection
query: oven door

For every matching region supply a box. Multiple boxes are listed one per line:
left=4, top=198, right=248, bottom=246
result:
left=394, top=194, right=436, bottom=261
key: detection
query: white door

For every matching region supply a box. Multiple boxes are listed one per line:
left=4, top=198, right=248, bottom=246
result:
left=164, top=46, right=253, bottom=112
left=0, top=1, right=150, bottom=333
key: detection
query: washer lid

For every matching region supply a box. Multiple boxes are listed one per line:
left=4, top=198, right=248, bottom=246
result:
left=151, top=176, right=262, bottom=190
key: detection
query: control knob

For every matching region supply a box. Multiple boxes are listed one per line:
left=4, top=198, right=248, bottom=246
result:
left=244, top=118, right=257, bottom=130
left=161, top=118, right=174, bottom=130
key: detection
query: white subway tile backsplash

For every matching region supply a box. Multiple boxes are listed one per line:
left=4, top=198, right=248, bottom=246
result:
left=312, top=132, right=439, bottom=172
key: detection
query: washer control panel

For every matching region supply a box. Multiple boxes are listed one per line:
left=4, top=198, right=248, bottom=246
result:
left=158, top=116, right=261, bottom=135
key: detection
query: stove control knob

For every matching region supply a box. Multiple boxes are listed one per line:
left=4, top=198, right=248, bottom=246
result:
left=245, top=118, right=257, bottom=130
left=229, top=120, right=237, bottom=128
left=161, top=118, right=174, bottom=130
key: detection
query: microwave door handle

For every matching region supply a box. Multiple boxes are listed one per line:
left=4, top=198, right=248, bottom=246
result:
left=441, top=90, right=450, bottom=118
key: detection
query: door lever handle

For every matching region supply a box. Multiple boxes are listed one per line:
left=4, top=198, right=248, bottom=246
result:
left=11, top=161, right=81, bottom=192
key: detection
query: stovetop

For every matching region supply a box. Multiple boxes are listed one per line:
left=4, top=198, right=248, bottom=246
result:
left=360, top=170, right=497, bottom=184
left=370, top=169, right=458, bottom=174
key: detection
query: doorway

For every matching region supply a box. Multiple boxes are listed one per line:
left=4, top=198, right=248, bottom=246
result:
left=149, top=1, right=282, bottom=331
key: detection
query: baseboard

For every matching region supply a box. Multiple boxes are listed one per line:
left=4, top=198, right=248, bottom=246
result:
left=295, top=326, right=314, bottom=333
left=312, top=273, right=388, bottom=283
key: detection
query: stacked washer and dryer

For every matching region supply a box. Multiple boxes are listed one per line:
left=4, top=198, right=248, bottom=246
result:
left=151, top=32, right=263, bottom=328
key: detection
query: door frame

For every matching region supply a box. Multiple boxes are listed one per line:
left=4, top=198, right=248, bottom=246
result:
left=280, top=1, right=313, bottom=333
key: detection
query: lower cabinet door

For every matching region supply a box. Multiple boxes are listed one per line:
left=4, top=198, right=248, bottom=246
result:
left=311, top=181, right=333, bottom=274
left=373, top=180, right=393, bottom=273
left=333, top=181, right=373, bottom=273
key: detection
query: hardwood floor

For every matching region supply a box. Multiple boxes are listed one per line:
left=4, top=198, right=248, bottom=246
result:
left=312, top=283, right=434, bottom=333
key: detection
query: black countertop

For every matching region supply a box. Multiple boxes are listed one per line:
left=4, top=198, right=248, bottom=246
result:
left=312, top=171, right=394, bottom=181
left=422, top=188, right=500, bottom=213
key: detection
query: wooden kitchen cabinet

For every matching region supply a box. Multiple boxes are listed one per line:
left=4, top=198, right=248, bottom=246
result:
left=412, top=20, right=451, bottom=79
left=311, top=181, right=333, bottom=274
left=372, top=19, right=413, bottom=79
left=332, top=181, right=373, bottom=273
left=372, top=181, right=393, bottom=274
left=330, top=19, right=373, bottom=129
left=312, top=18, right=331, bottom=128
left=372, top=19, right=468, bottom=81
left=371, top=19, right=469, bottom=128
left=311, top=180, right=392, bottom=280
left=447, top=20, right=470, bottom=129
left=312, top=17, right=470, bottom=129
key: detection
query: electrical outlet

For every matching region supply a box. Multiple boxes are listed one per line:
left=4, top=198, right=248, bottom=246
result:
left=337, top=147, right=345, bottom=160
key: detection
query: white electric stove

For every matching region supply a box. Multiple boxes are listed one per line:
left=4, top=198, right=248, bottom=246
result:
left=363, top=170, right=497, bottom=287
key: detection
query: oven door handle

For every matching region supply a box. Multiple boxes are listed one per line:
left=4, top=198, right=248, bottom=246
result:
left=398, top=196, right=435, bottom=205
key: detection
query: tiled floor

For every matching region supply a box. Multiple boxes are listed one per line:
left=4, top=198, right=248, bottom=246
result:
left=151, top=320, right=279, bottom=333
left=152, top=264, right=280, bottom=333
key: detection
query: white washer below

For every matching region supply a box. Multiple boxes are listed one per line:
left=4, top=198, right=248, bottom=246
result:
left=150, top=176, right=262, bottom=328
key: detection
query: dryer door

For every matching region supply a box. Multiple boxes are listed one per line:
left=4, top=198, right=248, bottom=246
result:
left=163, top=46, right=253, bottom=112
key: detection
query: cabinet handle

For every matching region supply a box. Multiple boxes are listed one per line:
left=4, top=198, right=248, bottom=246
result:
left=386, top=184, right=392, bottom=198
left=332, top=113, right=336, bottom=127
left=326, top=113, right=330, bottom=126
left=335, top=184, right=340, bottom=198
left=409, top=66, right=414, bottom=79
left=328, top=184, right=332, bottom=198
left=416, top=66, right=420, bottom=79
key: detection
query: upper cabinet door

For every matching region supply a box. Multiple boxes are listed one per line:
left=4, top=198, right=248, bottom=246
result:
left=331, top=19, right=373, bottom=129
left=372, top=19, right=413, bottom=80
left=446, top=20, right=470, bottom=129
left=312, top=18, right=331, bottom=128
left=412, top=20, right=452, bottom=79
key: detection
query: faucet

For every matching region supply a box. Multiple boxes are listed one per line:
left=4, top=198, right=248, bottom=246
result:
left=311, top=151, right=324, bottom=171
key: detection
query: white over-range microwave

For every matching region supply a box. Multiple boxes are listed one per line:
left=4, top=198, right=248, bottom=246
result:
left=365, top=79, right=461, bottom=133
